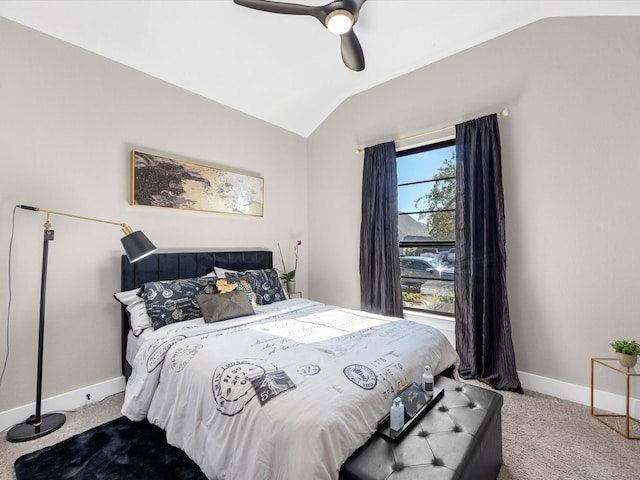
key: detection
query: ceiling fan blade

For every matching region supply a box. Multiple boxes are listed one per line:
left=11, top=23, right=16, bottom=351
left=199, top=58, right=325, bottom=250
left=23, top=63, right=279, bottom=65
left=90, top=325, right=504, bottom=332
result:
left=340, top=29, right=365, bottom=71
left=234, top=0, right=368, bottom=71
left=233, top=0, right=323, bottom=21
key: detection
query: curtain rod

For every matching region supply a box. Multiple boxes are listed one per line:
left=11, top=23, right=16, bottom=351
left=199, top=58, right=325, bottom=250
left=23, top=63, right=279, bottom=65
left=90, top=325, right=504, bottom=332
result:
left=355, top=108, right=510, bottom=153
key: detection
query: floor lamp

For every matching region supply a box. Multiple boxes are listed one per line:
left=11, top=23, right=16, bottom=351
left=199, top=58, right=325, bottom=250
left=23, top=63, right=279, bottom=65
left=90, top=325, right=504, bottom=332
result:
left=6, top=205, right=157, bottom=443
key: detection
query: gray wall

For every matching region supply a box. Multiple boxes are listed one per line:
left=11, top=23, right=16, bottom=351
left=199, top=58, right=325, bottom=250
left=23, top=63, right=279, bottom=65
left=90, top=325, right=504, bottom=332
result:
left=0, top=18, right=307, bottom=411
left=308, top=17, right=640, bottom=391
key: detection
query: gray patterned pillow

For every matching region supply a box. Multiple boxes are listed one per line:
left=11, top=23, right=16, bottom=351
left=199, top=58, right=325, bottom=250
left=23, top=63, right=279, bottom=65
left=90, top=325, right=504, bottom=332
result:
left=140, top=277, right=219, bottom=329
left=196, top=290, right=255, bottom=323
left=226, top=268, right=287, bottom=305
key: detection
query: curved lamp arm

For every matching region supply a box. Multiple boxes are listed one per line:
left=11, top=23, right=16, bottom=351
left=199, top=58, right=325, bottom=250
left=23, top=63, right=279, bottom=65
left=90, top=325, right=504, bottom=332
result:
left=17, top=205, right=157, bottom=263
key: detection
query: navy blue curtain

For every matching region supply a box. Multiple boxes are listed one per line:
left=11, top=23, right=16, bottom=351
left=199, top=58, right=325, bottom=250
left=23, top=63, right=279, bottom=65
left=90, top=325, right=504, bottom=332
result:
left=360, top=141, right=403, bottom=317
left=455, top=114, right=523, bottom=393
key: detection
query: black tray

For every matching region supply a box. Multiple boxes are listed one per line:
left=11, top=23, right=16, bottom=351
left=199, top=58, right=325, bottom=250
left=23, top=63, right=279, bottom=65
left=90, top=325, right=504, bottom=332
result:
left=377, top=384, right=444, bottom=442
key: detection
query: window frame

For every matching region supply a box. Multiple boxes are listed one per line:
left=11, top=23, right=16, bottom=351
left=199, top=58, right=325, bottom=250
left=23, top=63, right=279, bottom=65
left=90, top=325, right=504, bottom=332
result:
left=397, top=138, right=456, bottom=317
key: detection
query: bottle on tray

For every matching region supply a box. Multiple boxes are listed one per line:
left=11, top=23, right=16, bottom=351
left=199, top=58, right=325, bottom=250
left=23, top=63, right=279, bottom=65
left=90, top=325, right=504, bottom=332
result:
left=422, top=365, right=434, bottom=398
left=390, top=397, right=404, bottom=431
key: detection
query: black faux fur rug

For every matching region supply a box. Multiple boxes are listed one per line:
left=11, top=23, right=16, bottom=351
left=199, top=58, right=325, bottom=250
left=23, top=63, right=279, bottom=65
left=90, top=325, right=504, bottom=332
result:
left=14, top=416, right=207, bottom=480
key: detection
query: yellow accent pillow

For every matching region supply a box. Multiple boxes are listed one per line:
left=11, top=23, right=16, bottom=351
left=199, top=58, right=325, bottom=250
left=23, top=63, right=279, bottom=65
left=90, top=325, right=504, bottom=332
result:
left=215, top=278, right=238, bottom=294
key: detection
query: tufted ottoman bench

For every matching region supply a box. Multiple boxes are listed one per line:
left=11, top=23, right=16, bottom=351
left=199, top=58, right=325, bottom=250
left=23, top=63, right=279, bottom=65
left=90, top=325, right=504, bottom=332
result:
left=340, top=376, right=503, bottom=480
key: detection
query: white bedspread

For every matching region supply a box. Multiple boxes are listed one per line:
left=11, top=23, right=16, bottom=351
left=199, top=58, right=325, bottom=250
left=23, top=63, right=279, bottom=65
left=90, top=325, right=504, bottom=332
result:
left=122, top=299, right=459, bottom=480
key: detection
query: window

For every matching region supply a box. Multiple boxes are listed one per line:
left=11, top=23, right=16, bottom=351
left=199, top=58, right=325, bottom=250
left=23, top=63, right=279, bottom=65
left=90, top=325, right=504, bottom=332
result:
left=397, top=139, right=456, bottom=315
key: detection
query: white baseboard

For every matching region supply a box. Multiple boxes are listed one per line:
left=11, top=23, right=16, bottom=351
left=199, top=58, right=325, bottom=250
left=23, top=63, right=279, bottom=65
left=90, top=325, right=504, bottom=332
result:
left=519, top=370, right=640, bottom=418
left=0, top=376, right=126, bottom=433
left=404, top=311, right=640, bottom=420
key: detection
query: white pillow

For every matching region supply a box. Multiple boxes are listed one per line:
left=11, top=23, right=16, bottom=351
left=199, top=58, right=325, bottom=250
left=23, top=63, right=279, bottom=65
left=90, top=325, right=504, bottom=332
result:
left=114, top=288, right=153, bottom=336
left=214, top=266, right=238, bottom=277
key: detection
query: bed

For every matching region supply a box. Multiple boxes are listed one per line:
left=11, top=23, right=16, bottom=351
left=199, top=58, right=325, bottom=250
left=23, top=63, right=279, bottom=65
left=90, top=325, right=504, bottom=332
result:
left=118, top=250, right=460, bottom=480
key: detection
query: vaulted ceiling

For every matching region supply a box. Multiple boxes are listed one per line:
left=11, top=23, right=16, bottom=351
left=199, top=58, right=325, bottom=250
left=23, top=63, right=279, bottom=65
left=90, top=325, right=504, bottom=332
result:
left=2, top=1, right=639, bottom=136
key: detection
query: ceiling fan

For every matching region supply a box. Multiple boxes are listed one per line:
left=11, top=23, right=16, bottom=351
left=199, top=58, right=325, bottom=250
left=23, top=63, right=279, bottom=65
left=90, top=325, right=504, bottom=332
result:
left=233, top=0, right=367, bottom=71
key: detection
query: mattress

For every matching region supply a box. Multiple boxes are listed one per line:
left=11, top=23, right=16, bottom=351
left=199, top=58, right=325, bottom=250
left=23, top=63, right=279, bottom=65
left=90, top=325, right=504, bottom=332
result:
left=124, top=298, right=292, bottom=366
left=122, top=298, right=459, bottom=480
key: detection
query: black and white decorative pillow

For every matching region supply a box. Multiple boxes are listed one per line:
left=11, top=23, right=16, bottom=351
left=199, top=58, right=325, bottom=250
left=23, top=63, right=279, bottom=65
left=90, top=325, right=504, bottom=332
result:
left=139, top=277, right=219, bottom=330
left=226, top=268, right=287, bottom=305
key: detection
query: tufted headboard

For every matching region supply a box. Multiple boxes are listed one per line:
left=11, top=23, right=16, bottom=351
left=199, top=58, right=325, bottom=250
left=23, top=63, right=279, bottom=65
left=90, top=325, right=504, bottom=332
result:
left=120, top=250, right=273, bottom=378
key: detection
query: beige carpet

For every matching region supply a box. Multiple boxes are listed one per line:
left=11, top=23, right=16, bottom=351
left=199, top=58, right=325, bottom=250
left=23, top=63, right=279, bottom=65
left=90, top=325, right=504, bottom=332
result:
left=1, top=385, right=638, bottom=480
left=491, top=382, right=640, bottom=480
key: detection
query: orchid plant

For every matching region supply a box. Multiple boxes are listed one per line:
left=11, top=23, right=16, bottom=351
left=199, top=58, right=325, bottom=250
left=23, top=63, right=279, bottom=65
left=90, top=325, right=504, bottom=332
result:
left=278, top=240, right=302, bottom=283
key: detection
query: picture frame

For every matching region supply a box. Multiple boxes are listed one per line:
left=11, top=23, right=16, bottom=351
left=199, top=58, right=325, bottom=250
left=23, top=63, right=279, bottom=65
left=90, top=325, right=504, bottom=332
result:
left=130, top=150, right=264, bottom=217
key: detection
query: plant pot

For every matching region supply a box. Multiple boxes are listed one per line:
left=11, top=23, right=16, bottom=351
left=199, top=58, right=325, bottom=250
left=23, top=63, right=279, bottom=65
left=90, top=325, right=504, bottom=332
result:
left=617, top=352, right=638, bottom=369
left=286, top=281, right=296, bottom=294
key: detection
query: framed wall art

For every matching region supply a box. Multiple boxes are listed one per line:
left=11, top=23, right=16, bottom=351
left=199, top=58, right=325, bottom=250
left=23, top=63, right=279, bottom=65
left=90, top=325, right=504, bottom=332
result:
left=130, top=151, right=264, bottom=217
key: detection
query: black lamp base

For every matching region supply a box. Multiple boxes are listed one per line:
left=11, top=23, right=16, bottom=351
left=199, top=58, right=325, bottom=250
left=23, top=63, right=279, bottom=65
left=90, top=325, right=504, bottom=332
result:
left=6, top=412, right=66, bottom=443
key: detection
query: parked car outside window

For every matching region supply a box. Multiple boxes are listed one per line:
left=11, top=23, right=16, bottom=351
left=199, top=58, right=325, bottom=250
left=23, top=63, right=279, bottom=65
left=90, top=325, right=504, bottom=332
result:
left=437, top=248, right=455, bottom=267
left=400, top=256, right=454, bottom=292
left=417, top=247, right=439, bottom=258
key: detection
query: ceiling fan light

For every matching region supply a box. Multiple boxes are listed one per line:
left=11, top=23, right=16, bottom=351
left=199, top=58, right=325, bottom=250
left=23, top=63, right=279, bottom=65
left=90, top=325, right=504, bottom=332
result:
left=325, top=9, right=353, bottom=35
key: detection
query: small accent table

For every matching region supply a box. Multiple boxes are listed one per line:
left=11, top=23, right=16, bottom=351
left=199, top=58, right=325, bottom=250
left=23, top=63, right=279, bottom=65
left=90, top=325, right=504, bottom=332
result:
left=288, top=291, right=302, bottom=299
left=590, top=357, right=639, bottom=439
